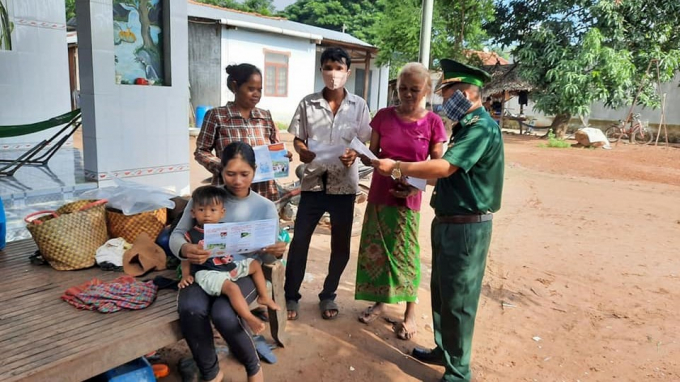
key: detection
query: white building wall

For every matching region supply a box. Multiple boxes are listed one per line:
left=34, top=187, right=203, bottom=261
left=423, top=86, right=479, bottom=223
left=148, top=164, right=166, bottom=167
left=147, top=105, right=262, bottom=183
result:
left=0, top=0, right=71, bottom=145
left=369, top=62, right=389, bottom=112
left=504, top=72, right=680, bottom=128
left=589, top=73, right=680, bottom=126
left=220, top=28, right=316, bottom=125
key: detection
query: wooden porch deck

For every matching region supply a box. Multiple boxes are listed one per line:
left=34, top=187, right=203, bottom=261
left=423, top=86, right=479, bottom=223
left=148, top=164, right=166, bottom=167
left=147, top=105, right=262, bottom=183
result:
left=0, top=239, right=182, bottom=381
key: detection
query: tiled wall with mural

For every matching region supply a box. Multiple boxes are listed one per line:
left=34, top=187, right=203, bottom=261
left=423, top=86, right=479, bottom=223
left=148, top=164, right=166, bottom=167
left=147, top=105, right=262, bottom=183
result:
left=113, top=0, right=165, bottom=85
left=77, top=0, right=189, bottom=194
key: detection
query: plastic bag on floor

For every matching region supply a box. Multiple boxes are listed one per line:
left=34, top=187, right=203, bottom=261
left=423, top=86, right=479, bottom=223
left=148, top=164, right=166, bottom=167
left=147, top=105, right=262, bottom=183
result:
left=80, top=178, right=176, bottom=215
left=96, top=237, right=132, bottom=267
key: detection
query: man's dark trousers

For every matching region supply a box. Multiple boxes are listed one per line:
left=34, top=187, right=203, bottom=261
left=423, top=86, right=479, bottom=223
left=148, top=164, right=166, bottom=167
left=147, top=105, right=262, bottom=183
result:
left=285, top=191, right=356, bottom=302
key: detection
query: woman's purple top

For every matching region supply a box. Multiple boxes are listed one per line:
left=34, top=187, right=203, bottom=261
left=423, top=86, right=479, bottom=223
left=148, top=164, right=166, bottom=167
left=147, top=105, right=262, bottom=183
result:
left=367, top=107, right=447, bottom=211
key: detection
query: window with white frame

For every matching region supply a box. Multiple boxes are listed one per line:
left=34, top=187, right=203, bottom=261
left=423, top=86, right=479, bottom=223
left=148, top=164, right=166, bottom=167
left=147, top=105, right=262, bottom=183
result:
left=264, top=50, right=289, bottom=97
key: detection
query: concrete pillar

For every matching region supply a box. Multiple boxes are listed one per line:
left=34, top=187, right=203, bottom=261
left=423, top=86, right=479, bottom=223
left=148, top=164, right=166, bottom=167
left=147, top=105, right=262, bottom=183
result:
left=76, top=0, right=189, bottom=194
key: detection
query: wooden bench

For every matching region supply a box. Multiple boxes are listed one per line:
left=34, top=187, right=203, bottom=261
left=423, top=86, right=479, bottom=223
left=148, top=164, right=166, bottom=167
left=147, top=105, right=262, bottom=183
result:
left=0, top=239, right=286, bottom=381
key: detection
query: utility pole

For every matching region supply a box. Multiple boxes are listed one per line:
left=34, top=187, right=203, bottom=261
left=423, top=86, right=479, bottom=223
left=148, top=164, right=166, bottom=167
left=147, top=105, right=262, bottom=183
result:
left=419, top=0, right=434, bottom=69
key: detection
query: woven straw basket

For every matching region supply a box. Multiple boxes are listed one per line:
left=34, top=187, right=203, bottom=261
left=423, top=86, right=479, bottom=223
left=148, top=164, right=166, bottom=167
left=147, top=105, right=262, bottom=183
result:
left=25, top=199, right=109, bottom=271
left=106, top=207, right=167, bottom=243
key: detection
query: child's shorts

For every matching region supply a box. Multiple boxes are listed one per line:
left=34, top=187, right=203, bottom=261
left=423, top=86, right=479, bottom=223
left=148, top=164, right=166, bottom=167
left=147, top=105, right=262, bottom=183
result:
left=195, top=258, right=254, bottom=296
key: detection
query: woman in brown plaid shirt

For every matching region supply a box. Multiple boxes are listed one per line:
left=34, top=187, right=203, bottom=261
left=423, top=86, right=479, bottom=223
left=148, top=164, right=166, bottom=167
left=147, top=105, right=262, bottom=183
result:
left=195, top=63, right=288, bottom=201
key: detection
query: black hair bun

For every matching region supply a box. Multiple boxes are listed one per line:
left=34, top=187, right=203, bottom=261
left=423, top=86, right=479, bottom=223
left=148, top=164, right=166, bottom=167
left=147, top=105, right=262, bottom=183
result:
left=225, top=65, right=237, bottom=75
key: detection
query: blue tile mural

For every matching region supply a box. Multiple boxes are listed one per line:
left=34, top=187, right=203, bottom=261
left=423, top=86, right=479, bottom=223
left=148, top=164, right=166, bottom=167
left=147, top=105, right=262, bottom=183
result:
left=113, top=0, right=164, bottom=85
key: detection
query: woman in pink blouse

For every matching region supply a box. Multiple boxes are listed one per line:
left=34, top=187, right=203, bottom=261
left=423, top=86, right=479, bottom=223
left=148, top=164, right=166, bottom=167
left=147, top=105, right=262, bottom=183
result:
left=355, top=63, right=447, bottom=340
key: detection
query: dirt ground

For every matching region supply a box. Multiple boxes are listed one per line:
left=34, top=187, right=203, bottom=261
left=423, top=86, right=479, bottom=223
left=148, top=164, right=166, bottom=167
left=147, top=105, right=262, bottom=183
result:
left=160, top=133, right=680, bottom=381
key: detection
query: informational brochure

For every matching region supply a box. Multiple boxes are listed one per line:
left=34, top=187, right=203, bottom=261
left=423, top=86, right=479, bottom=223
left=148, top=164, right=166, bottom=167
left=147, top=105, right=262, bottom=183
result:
left=203, top=219, right=278, bottom=257
left=253, top=143, right=289, bottom=183
left=307, top=138, right=347, bottom=165
left=349, top=137, right=377, bottom=160
left=405, top=176, right=427, bottom=191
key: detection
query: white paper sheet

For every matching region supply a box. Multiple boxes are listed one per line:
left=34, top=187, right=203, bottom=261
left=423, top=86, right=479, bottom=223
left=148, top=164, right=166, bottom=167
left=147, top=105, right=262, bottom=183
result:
left=253, top=143, right=289, bottom=183
left=405, top=176, right=427, bottom=191
left=307, top=138, right=347, bottom=165
left=203, top=219, right=278, bottom=257
left=349, top=137, right=377, bottom=160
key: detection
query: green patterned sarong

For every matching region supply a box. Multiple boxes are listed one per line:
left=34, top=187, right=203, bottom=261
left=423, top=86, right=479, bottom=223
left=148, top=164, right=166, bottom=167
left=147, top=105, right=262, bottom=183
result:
left=355, top=203, right=421, bottom=303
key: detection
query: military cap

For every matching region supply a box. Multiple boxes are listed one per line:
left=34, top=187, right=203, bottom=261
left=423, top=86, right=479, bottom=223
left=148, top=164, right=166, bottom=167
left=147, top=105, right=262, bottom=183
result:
left=436, top=59, right=491, bottom=93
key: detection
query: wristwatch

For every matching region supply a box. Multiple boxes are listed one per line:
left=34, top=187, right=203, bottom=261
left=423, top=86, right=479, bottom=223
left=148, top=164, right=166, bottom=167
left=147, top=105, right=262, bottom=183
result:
left=391, top=161, right=402, bottom=180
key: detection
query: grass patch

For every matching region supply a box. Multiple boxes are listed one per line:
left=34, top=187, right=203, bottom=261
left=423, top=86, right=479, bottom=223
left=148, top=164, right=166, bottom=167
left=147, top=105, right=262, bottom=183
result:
left=539, top=129, right=571, bottom=148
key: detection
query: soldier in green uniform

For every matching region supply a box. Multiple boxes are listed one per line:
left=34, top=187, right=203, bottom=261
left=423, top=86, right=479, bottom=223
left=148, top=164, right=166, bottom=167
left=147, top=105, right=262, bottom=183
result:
left=371, top=59, right=504, bottom=382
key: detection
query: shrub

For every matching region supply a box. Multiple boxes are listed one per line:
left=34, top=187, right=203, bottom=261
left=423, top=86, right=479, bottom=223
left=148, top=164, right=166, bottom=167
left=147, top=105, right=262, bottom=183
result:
left=539, top=129, right=571, bottom=148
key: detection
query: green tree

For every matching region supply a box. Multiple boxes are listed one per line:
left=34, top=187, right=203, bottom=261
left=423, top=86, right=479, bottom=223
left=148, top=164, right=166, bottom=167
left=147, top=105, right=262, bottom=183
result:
left=192, top=0, right=274, bottom=15
left=371, top=0, right=446, bottom=76
left=486, top=0, right=680, bottom=137
left=65, top=0, right=76, bottom=21
left=372, top=0, right=494, bottom=77
left=282, top=0, right=493, bottom=77
left=280, top=0, right=383, bottom=44
left=242, top=0, right=275, bottom=15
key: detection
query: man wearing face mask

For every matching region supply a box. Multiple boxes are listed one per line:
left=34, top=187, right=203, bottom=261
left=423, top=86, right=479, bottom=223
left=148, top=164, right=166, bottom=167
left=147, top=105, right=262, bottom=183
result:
left=372, top=59, right=504, bottom=382
left=285, top=47, right=372, bottom=321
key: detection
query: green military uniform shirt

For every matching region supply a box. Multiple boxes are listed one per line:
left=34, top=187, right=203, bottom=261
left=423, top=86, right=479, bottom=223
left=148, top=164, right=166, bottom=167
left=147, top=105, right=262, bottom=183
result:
left=431, top=107, right=504, bottom=216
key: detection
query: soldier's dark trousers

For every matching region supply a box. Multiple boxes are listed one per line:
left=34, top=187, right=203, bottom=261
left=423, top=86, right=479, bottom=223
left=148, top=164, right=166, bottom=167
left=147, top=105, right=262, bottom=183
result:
left=430, top=219, right=493, bottom=382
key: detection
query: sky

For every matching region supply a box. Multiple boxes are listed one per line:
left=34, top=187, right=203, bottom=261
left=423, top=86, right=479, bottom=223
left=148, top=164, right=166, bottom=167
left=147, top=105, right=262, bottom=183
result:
left=272, top=0, right=296, bottom=10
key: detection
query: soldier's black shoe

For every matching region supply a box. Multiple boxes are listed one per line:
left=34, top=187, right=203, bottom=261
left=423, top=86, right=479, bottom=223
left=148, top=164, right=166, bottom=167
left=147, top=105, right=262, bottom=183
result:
left=411, top=347, right=446, bottom=366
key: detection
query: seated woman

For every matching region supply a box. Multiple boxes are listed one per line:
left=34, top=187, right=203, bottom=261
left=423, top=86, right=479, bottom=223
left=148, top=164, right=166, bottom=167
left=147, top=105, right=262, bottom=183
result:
left=170, top=142, right=287, bottom=382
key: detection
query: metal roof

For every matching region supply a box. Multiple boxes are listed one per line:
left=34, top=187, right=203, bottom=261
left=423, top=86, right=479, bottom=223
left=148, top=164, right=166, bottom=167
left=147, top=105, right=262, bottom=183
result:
left=187, top=0, right=375, bottom=49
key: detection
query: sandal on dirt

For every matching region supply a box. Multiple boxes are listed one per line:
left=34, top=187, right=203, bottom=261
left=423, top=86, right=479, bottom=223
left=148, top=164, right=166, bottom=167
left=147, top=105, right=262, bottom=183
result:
left=286, top=300, right=299, bottom=321
left=395, top=321, right=417, bottom=340
left=358, top=306, right=381, bottom=324
left=319, top=299, right=339, bottom=320
left=253, top=334, right=278, bottom=364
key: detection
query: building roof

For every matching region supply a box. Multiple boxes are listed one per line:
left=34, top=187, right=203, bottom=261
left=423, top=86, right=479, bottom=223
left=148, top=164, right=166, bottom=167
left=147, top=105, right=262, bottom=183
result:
left=464, top=50, right=509, bottom=66
left=187, top=0, right=375, bottom=50
left=481, top=63, right=534, bottom=98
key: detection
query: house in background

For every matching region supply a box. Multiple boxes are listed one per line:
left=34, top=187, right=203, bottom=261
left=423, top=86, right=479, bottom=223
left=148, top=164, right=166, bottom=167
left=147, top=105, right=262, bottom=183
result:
left=187, top=0, right=389, bottom=124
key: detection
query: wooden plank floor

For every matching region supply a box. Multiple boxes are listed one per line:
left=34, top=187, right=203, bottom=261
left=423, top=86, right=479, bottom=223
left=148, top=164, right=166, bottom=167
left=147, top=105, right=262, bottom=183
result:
left=0, top=239, right=182, bottom=382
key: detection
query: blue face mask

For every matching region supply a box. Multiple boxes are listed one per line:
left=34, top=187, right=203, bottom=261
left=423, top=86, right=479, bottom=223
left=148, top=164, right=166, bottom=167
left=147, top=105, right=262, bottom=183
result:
left=442, top=90, right=473, bottom=122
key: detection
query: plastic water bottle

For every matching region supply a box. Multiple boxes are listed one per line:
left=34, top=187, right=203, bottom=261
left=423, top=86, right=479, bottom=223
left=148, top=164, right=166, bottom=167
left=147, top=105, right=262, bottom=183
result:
left=278, top=226, right=291, bottom=266
left=0, top=197, right=6, bottom=250
left=278, top=226, right=291, bottom=244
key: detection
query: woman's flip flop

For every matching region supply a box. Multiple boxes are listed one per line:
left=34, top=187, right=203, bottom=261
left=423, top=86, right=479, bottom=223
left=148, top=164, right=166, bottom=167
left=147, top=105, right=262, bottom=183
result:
left=358, top=306, right=381, bottom=324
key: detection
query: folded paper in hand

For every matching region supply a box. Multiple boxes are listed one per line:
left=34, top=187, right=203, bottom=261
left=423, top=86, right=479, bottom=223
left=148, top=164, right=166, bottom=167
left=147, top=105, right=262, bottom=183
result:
left=405, top=177, right=427, bottom=191
left=307, top=138, right=346, bottom=165
left=349, top=137, right=377, bottom=160
left=203, top=219, right=278, bottom=257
